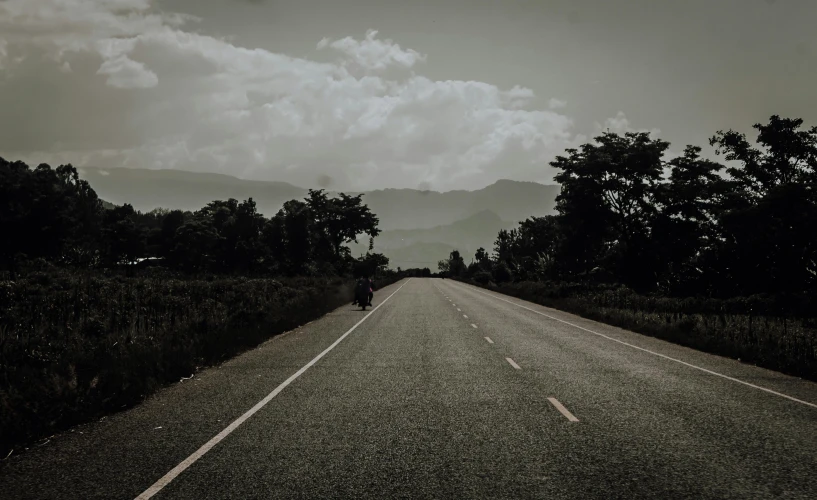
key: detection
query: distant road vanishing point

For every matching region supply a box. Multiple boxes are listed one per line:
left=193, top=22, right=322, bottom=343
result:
left=2, top=279, right=816, bottom=499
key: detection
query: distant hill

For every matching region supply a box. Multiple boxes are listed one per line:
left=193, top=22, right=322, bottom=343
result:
left=79, top=167, right=306, bottom=219
left=78, top=167, right=559, bottom=231
left=343, top=179, right=559, bottom=230
left=348, top=210, right=518, bottom=270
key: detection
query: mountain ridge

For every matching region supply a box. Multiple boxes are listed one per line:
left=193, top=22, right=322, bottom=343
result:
left=77, top=166, right=559, bottom=231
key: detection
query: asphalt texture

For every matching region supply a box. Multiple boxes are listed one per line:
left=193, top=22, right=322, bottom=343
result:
left=1, top=278, right=816, bottom=499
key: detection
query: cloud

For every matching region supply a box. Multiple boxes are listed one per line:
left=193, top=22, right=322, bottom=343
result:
left=548, top=98, right=567, bottom=109
left=0, top=39, right=7, bottom=70
left=97, top=54, right=158, bottom=88
left=0, top=0, right=588, bottom=191
left=317, top=29, right=426, bottom=73
left=594, top=111, right=662, bottom=138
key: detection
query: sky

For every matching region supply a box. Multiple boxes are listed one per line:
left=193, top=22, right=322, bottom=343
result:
left=1, top=0, right=815, bottom=192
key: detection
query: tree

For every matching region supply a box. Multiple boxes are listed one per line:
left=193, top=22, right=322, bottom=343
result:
left=493, top=229, right=518, bottom=266
left=270, top=200, right=313, bottom=275
left=652, top=146, right=725, bottom=295
left=100, top=204, right=146, bottom=267
left=552, top=131, right=670, bottom=290
left=710, top=115, right=817, bottom=200
left=306, top=189, right=381, bottom=263
left=447, top=249, right=466, bottom=277
left=169, top=218, right=220, bottom=272
left=474, top=247, right=490, bottom=267
left=516, top=216, right=562, bottom=281
left=709, top=115, right=817, bottom=295
left=55, top=164, right=104, bottom=266
left=355, top=252, right=390, bottom=278
left=159, top=210, right=187, bottom=259
left=437, top=259, right=450, bottom=275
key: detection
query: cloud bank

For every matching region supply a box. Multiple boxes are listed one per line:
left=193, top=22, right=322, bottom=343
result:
left=0, top=0, right=642, bottom=191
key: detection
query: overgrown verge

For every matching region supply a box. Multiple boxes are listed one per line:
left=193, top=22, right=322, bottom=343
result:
left=455, top=278, right=817, bottom=382
left=0, top=271, right=386, bottom=458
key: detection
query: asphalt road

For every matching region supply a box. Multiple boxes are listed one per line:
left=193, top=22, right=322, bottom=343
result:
left=2, top=278, right=816, bottom=499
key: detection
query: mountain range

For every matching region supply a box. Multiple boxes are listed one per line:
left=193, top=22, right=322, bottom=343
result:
left=77, top=167, right=559, bottom=268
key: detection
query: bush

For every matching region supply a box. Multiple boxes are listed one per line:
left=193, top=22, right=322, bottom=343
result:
left=492, top=262, right=513, bottom=284
left=472, top=271, right=492, bottom=285
left=0, top=270, right=361, bottom=457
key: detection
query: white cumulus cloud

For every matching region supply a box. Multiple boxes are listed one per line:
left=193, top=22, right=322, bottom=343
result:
left=318, top=29, right=426, bottom=73
left=548, top=98, right=567, bottom=109
left=0, top=0, right=595, bottom=191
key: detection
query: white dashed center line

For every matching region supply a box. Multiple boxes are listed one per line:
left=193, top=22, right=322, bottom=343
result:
left=548, top=397, right=579, bottom=422
left=471, top=324, right=478, bottom=329
left=463, top=314, right=468, bottom=319
left=485, top=337, right=494, bottom=344
left=506, top=357, right=521, bottom=370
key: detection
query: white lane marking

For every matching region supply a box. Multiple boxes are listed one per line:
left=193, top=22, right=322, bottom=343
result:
left=135, top=279, right=413, bottom=499
left=471, top=324, right=478, bottom=329
left=457, top=308, right=462, bottom=312
left=506, top=357, right=521, bottom=370
left=457, top=282, right=817, bottom=410
left=548, top=397, right=579, bottom=422
left=453, top=303, right=456, bottom=307
left=463, top=314, right=468, bottom=319
left=485, top=337, right=494, bottom=344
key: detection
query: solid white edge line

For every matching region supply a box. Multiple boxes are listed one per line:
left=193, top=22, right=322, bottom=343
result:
left=548, top=397, right=579, bottom=422
left=134, top=278, right=413, bottom=499
left=506, top=357, right=521, bottom=370
left=485, top=337, right=494, bottom=344
left=455, top=282, right=817, bottom=410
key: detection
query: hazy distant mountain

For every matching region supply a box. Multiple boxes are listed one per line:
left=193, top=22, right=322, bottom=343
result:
left=344, top=179, right=559, bottom=230
left=79, top=167, right=306, bottom=218
left=348, top=210, right=518, bottom=270
left=78, top=167, right=558, bottom=231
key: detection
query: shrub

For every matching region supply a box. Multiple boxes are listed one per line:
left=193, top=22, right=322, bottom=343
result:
left=0, top=270, right=361, bottom=457
left=472, top=271, right=492, bottom=285
left=492, top=261, right=513, bottom=284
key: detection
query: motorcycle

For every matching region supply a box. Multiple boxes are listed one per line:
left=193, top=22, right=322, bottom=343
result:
left=353, top=286, right=370, bottom=311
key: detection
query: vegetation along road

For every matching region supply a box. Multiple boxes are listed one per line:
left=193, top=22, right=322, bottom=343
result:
left=1, top=278, right=815, bottom=499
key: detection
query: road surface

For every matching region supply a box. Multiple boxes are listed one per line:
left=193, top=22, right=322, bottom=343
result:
left=1, top=278, right=816, bottom=499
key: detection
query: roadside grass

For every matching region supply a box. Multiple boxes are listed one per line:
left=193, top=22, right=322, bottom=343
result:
left=0, top=271, right=403, bottom=458
left=458, top=279, right=817, bottom=382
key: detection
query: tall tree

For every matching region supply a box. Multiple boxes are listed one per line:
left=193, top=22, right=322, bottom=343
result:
left=552, top=131, right=670, bottom=290
left=306, top=190, right=381, bottom=263
left=710, top=115, right=817, bottom=295
left=100, top=204, right=146, bottom=267
left=652, top=146, right=725, bottom=295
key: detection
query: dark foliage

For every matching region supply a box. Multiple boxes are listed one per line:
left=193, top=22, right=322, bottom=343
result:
left=0, top=158, right=407, bottom=456
left=438, top=115, right=817, bottom=379
left=440, top=115, right=817, bottom=305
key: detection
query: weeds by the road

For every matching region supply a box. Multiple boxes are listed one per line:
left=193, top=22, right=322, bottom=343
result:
left=460, top=279, right=817, bottom=382
left=0, top=271, right=400, bottom=457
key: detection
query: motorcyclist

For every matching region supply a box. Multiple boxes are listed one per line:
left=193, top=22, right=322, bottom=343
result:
left=353, top=275, right=371, bottom=306
left=367, top=278, right=374, bottom=306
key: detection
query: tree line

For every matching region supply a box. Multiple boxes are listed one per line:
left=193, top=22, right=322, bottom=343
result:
left=0, top=158, right=391, bottom=279
left=441, top=115, right=817, bottom=300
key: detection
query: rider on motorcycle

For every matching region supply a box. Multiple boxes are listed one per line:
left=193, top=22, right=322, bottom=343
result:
left=353, top=275, right=373, bottom=306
